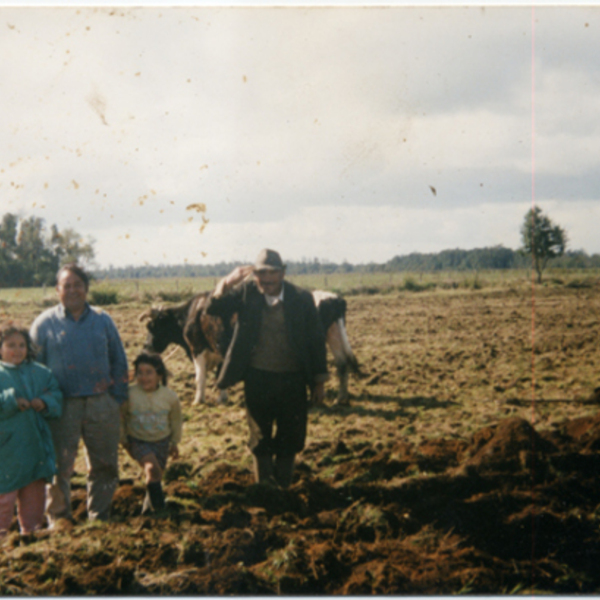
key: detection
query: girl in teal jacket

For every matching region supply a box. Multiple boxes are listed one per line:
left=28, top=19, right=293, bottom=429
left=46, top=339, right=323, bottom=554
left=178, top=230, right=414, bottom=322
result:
left=0, top=325, right=63, bottom=536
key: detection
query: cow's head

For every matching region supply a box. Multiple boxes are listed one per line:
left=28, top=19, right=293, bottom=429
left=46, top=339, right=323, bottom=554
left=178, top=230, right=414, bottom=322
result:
left=139, top=306, right=186, bottom=354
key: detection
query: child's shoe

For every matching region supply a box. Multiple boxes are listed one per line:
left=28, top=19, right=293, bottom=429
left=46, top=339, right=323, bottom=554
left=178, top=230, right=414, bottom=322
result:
left=142, top=481, right=166, bottom=515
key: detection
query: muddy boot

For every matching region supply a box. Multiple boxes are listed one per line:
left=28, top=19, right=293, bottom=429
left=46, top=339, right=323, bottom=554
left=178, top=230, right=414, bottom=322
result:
left=252, top=455, right=276, bottom=485
left=274, top=454, right=295, bottom=489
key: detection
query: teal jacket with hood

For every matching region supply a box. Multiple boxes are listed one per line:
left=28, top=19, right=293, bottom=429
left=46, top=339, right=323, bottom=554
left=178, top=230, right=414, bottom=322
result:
left=0, top=360, right=63, bottom=494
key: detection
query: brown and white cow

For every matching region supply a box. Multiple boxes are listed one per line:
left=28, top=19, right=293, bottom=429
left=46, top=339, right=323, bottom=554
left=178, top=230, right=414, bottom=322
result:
left=138, top=293, right=231, bottom=405
left=139, top=290, right=359, bottom=405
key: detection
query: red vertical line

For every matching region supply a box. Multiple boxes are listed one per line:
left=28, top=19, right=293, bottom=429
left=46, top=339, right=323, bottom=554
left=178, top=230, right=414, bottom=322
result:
left=530, top=5, right=537, bottom=591
left=531, top=5, right=537, bottom=422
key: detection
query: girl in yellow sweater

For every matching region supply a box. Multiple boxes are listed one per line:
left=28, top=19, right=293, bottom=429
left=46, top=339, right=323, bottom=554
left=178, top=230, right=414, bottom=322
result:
left=121, top=352, right=182, bottom=514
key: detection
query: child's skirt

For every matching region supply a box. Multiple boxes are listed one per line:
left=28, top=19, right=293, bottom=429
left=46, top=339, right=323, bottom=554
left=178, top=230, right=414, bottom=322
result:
left=128, top=436, right=171, bottom=470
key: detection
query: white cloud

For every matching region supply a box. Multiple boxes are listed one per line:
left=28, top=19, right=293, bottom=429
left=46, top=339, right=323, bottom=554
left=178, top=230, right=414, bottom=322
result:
left=1, top=6, right=600, bottom=267
left=93, top=202, right=535, bottom=267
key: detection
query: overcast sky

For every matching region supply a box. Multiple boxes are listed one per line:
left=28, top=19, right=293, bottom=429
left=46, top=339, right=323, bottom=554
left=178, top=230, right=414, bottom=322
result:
left=1, top=5, right=599, bottom=268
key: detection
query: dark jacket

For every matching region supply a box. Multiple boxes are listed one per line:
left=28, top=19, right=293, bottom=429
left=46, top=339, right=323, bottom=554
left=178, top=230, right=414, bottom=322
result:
left=205, top=279, right=328, bottom=390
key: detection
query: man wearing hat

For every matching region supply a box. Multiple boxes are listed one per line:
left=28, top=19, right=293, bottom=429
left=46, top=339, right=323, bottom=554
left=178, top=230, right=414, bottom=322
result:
left=206, top=249, right=328, bottom=487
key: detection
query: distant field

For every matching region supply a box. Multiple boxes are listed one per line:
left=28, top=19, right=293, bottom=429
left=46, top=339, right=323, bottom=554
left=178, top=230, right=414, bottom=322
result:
left=1, top=267, right=598, bottom=306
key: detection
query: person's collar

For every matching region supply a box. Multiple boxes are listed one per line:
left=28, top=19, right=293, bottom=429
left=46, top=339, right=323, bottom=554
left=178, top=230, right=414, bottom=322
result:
left=59, top=302, right=91, bottom=321
left=0, top=360, right=21, bottom=369
left=264, top=285, right=285, bottom=307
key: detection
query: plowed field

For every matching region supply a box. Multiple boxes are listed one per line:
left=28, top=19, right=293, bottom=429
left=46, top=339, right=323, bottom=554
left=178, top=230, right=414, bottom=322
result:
left=1, top=279, right=600, bottom=594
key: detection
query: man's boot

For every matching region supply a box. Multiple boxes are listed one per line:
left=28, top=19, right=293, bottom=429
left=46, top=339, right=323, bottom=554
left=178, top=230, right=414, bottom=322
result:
left=252, top=454, right=276, bottom=485
left=274, top=454, right=295, bottom=488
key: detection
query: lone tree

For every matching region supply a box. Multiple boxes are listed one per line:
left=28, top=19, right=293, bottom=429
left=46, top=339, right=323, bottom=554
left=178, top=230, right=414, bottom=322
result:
left=520, top=207, right=567, bottom=283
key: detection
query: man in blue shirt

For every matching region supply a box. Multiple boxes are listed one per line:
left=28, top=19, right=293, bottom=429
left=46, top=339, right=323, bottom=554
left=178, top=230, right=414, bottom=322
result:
left=30, top=264, right=128, bottom=525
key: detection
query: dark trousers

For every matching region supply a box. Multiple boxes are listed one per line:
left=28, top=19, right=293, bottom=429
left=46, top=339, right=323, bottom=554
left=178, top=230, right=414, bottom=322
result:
left=244, top=368, right=308, bottom=457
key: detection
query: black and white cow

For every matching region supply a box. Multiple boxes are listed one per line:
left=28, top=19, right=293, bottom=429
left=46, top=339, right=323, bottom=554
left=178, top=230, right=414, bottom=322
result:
left=139, top=290, right=359, bottom=405
left=311, top=290, right=360, bottom=404
left=139, top=293, right=231, bottom=405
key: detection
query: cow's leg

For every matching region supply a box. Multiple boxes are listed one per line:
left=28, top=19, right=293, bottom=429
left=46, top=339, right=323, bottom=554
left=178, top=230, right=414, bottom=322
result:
left=216, top=388, right=229, bottom=405
left=206, top=352, right=229, bottom=405
left=326, top=321, right=350, bottom=404
left=192, top=352, right=208, bottom=405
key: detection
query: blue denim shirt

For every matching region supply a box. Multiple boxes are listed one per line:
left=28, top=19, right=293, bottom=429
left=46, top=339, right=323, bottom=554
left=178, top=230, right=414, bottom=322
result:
left=30, top=303, right=129, bottom=404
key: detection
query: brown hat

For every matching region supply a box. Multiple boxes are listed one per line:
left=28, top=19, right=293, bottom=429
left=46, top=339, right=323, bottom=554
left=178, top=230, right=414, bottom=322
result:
left=254, top=248, right=284, bottom=271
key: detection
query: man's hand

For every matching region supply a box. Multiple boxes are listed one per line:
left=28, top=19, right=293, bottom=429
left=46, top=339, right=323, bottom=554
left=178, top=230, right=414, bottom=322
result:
left=17, top=397, right=30, bottom=411
left=310, top=382, right=325, bottom=406
left=214, top=265, right=254, bottom=298
left=169, top=444, right=180, bottom=459
left=30, top=398, right=47, bottom=412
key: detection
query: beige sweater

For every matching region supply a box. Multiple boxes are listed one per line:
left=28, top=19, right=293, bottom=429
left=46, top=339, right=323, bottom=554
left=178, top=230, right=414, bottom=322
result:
left=120, top=383, right=182, bottom=445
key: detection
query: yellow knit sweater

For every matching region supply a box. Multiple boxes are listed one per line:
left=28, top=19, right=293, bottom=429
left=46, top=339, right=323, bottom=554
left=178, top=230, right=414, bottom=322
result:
left=120, top=383, right=182, bottom=445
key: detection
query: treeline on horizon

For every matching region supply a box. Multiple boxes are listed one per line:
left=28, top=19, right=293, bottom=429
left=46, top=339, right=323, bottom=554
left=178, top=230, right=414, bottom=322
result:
left=0, top=213, right=94, bottom=288
left=95, top=245, right=600, bottom=280
left=4, top=210, right=599, bottom=289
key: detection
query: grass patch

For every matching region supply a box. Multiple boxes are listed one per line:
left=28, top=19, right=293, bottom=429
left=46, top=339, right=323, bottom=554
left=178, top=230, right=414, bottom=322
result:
left=89, top=288, right=120, bottom=305
left=565, top=278, right=596, bottom=289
